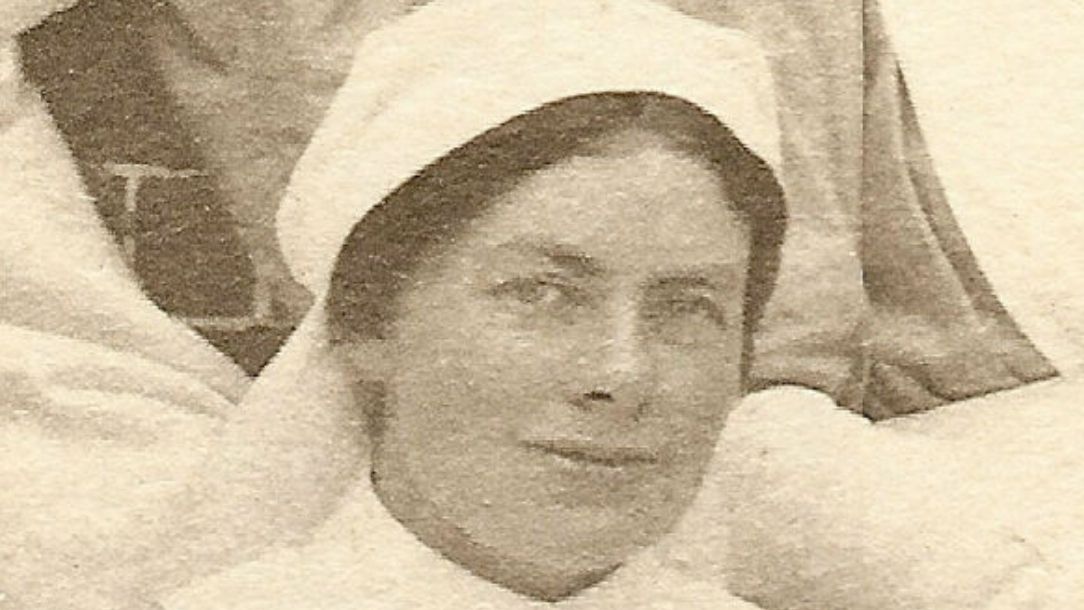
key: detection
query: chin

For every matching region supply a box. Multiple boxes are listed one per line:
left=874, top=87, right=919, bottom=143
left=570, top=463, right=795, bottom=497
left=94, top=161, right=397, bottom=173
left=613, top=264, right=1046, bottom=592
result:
left=554, top=493, right=688, bottom=547
left=448, top=508, right=637, bottom=602
left=508, top=510, right=665, bottom=571
left=493, top=547, right=626, bottom=602
left=452, top=495, right=687, bottom=601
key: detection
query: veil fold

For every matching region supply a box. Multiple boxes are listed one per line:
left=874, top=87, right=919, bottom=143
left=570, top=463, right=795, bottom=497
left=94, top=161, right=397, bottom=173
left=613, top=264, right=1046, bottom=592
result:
left=664, top=0, right=1058, bottom=415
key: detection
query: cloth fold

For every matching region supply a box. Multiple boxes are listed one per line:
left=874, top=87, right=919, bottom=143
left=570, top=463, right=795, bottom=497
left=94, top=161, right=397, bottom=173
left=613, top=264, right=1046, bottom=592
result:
left=0, top=59, right=249, bottom=400
left=663, top=0, right=1057, bottom=415
left=720, top=384, right=1084, bottom=610
left=2, top=18, right=243, bottom=609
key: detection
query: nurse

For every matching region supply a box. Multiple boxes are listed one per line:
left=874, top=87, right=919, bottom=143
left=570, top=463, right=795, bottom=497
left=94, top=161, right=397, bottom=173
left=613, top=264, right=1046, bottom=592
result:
left=326, top=93, right=784, bottom=603
left=163, top=1, right=786, bottom=607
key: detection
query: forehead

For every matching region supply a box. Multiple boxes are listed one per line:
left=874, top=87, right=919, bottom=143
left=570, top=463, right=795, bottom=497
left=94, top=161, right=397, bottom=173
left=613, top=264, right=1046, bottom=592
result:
left=460, top=143, right=750, bottom=274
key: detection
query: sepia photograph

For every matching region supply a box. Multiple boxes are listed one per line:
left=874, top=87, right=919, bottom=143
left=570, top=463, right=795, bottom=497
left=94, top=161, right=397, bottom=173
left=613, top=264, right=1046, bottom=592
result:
left=2, top=0, right=1082, bottom=608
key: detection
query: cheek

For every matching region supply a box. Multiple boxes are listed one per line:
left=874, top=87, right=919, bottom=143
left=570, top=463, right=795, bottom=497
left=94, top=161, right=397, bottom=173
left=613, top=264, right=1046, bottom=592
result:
left=383, top=303, right=583, bottom=508
left=654, top=343, right=743, bottom=450
left=390, top=297, right=572, bottom=438
left=418, top=292, right=576, bottom=377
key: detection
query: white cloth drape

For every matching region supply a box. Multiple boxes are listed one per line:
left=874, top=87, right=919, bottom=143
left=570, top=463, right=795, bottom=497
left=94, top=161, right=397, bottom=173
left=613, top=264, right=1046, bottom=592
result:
left=2, top=16, right=245, bottom=607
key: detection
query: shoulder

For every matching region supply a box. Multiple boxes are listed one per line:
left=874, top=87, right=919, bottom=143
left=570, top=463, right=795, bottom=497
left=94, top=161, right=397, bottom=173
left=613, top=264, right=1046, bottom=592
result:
left=161, top=547, right=313, bottom=610
left=0, top=323, right=230, bottom=608
left=571, top=553, right=761, bottom=610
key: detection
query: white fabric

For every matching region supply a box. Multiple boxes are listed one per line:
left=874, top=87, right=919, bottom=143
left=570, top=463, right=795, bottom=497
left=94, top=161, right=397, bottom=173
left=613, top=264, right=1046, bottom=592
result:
left=0, top=40, right=249, bottom=401
left=0, top=1, right=77, bottom=42
left=1, top=43, right=17, bottom=94
left=720, top=384, right=1084, bottom=610
left=713, top=6, right=1084, bottom=606
left=883, top=0, right=1084, bottom=378
left=715, top=94, right=1084, bottom=607
left=0, top=324, right=228, bottom=609
left=278, top=0, right=780, bottom=296
left=716, top=10, right=1084, bottom=598
left=165, top=477, right=757, bottom=610
left=2, top=10, right=244, bottom=607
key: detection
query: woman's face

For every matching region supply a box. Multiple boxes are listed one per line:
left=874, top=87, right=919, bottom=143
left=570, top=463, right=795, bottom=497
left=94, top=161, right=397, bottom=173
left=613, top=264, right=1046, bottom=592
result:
left=356, top=137, right=750, bottom=597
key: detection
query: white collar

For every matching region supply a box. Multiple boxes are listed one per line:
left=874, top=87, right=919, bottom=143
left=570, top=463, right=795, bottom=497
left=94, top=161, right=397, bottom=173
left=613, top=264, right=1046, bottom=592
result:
left=163, top=478, right=756, bottom=610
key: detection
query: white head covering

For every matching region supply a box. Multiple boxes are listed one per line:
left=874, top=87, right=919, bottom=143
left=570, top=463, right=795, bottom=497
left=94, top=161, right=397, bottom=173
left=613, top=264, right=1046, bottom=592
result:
left=178, top=0, right=786, bottom=597
left=278, top=0, right=781, bottom=297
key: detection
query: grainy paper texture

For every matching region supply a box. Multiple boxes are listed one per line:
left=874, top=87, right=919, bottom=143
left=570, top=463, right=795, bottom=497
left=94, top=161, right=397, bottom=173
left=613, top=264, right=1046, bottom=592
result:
left=2, top=1, right=1082, bottom=608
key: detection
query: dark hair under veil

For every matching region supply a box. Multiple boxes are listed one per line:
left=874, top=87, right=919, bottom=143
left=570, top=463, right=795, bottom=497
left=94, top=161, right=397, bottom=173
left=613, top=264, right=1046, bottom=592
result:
left=327, top=91, right=787, bottom=385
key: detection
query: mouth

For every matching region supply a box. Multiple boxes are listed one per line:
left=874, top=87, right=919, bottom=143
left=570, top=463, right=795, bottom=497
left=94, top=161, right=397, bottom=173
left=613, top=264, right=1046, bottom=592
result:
left=523, top=439, right=659, bottom=468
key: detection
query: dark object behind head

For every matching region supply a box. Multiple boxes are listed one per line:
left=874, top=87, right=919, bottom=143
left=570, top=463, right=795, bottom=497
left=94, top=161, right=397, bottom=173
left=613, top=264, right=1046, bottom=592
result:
left=327, top=92, right=787, bottom=381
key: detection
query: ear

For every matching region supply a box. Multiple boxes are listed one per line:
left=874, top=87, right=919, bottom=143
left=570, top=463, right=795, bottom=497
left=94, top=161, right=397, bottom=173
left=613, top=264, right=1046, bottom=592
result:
left=331, top=338, right=397, bottom=382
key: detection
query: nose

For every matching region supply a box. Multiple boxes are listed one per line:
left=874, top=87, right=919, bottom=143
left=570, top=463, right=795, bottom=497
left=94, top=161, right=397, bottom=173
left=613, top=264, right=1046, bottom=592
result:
left=572, top=299, right=654, bottom=420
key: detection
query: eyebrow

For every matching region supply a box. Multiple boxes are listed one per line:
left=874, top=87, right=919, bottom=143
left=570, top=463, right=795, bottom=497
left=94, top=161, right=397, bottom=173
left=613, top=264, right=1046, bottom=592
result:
left=495, top=241, right=742, bottom=284
left=496, top=240, right=603, bottom=276
left=650, top=266, right=740, bottom=291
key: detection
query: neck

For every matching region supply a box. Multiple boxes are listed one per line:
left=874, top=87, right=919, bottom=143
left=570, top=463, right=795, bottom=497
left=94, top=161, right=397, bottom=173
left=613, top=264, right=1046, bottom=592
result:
left=369, top=453, right=618, bottom=602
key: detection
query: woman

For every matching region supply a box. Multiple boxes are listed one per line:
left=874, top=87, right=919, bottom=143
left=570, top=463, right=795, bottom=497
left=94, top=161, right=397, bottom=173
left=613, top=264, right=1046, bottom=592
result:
left=161, top=1, right=787, bottom=606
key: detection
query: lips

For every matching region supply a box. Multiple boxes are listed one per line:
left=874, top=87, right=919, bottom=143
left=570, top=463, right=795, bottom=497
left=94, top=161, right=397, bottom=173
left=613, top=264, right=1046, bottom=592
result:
left=523, top=438, right=659, bottom=468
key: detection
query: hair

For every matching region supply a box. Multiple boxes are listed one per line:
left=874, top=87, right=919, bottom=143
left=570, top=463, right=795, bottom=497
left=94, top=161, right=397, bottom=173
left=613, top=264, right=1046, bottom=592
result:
left=326, top=92, right=787, bottom=384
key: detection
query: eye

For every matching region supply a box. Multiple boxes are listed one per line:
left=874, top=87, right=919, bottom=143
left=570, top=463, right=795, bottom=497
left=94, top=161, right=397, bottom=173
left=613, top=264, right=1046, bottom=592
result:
left=489, top=276, right=584, bottom=307
left=645, top=292, right=730, bottom=345
left=664, top=295, right=726, bottom=325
